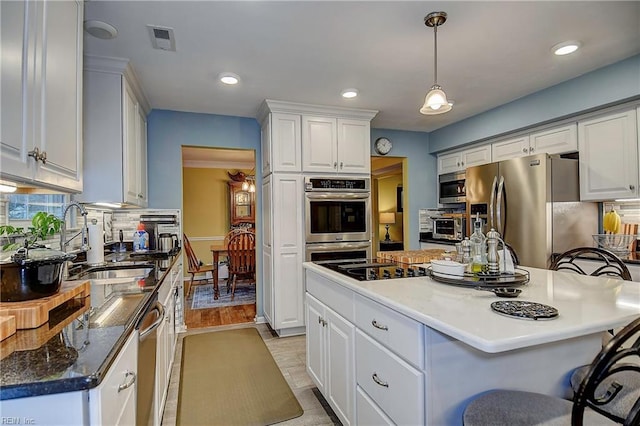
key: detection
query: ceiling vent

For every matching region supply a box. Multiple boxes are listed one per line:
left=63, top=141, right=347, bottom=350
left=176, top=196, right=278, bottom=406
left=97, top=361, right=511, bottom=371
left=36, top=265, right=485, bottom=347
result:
left=147, top=25, right=176, bottom=51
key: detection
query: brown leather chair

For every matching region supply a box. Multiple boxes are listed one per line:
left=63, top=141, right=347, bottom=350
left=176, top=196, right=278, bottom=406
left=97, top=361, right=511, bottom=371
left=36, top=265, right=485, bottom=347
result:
left=226, top=231, right=256, bottom=300
left=183, top=233, right=215, bottom=298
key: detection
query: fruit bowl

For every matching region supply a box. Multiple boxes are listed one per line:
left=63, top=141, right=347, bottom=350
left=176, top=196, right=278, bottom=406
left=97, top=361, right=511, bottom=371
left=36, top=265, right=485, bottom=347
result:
left=592, top=234, right=636, bottom=254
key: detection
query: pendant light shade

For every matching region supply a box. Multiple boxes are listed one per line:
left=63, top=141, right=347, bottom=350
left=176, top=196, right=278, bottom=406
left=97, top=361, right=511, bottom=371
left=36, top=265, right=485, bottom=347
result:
left=420, top=12, right=452, bottom=115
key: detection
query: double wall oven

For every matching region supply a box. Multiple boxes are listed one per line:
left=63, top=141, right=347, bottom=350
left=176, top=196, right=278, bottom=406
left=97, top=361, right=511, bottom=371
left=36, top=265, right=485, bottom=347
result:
left=304, top=177, right=371, bottom=261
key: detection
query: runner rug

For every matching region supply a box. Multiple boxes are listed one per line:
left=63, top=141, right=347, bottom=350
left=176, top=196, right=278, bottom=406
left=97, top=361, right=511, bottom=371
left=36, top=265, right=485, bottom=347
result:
left=177, top=328, right=303, bottom=425
left=191, top=283, right=255, bottom=309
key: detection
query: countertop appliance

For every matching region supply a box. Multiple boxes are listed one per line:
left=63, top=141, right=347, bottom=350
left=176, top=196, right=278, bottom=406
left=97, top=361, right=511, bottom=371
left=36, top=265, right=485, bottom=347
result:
left=466, top=153, right=598, bottom=268
left=432, top=216, right=466, bottom=241
left=317, top=259, right=429, bottom=281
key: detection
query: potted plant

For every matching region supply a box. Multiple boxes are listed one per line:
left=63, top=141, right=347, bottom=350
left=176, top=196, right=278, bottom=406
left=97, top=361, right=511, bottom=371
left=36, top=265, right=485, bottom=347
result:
left=0, top=211, right=64, bottom=251
left=0, top=212, right=75, bottom=302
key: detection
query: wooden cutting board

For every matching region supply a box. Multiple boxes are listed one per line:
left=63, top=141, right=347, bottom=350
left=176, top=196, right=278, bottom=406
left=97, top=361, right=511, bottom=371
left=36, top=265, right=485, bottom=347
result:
left=377, top=249, right=447, bottom=264
left=622, top=223, right=639, bottom=252
left=0, top=281, right=90, bottom=329
left=0, top=316, right=16, bottom=341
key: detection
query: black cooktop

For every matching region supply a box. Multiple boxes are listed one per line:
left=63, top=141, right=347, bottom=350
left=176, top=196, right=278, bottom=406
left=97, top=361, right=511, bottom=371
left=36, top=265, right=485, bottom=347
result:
left=318, top=258, right=429, bottom=281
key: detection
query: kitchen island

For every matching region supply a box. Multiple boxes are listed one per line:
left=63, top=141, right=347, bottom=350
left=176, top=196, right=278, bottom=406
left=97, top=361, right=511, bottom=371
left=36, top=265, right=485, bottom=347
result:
left=303, top=261, right=640, bottom=425
left=0, top=251, right=183, bottom=425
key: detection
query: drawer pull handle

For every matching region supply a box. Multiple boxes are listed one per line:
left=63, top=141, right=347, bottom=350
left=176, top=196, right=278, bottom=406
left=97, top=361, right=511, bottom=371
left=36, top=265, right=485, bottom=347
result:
left=372, top=373, right=389, bottom=388
left=372, top=320, right=388, bottom=331
left=118, top=370, right=136, bottom=392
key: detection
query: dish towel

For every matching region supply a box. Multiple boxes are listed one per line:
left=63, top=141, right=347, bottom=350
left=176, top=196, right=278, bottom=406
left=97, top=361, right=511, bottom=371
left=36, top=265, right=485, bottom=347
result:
left=498, top=249, right=515, bottom=274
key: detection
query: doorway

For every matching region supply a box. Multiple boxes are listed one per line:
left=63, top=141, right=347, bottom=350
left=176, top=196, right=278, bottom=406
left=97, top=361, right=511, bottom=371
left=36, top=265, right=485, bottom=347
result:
left=371, top=156, right=407, bottom=255
left=181, top=146, right=257, bottom=329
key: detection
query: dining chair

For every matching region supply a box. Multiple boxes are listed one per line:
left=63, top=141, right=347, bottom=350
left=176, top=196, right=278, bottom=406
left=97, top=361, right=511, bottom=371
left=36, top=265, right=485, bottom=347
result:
left=183, top=233, right=215, bottom=298
left=549, top=247, right=632, bottom=281
left=463, top=316, right=640, bottom=426
left=226, top=231, right=256, bottom=301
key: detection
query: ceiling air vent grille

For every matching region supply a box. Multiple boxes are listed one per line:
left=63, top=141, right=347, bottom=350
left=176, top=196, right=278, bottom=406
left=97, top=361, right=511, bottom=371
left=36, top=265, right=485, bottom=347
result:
left=147, top=25, right=176, bottom=51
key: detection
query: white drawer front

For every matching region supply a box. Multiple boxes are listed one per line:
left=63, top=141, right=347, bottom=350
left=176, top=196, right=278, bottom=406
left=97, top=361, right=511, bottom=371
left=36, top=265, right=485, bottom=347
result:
left=306, top=270, right=354, bottom=322
left=356, top=330, right=424, bottom=425
left=355, top=293, right=424, bottom=368
left=356, top=386, right=394, bottom=426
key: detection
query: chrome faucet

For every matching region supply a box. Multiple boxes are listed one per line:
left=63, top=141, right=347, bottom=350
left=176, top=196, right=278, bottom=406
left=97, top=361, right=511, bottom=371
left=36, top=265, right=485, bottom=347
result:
left=60, top=202, right=89, bottom=253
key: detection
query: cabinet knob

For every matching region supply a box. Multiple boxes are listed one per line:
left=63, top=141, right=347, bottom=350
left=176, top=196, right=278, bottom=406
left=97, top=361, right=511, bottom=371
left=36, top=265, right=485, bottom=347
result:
left=117, top=370, right=136, bottom=392
left=522, top=148, right=528, bottom=153
left=456, top=162, right=460, bottom=167
left=39, top=151, right=47, bottom=164
left=340, top=162, right=344, bottom=169
left=529, top=147, right=534, bottom=152
left=28, top=147, right=41, bottom=162
left=630, top=185, right=636, bottom=191
left=461, top=161, right=464, bottom=166
left=372, top=373, right=389, bottom=388
left=371, top=319, right=388, bottom=331
left=333, top=162, right=337, bottom=169
left=138, top=194, right=144, bottom=198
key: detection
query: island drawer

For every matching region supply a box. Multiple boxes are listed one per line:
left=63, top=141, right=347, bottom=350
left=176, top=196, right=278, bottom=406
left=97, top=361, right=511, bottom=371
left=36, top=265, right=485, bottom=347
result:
left=306, top=270, right=354, bottom=322
left=356, top=385, right=394, bottom=425
left=355, top=329, right=424, bottom=425
left=354, top=293, right=424, bottom=368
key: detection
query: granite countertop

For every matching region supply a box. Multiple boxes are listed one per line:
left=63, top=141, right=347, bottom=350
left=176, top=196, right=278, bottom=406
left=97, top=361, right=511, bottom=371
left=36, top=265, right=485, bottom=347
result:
left=0, top=250, right=181, bottom=400
left=304, top=262, right=640, bottom=353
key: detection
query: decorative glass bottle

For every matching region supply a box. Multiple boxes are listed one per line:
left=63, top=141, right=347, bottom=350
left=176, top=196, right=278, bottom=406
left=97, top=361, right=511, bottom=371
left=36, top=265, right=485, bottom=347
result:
left=470, top=214, right=487, bottom=273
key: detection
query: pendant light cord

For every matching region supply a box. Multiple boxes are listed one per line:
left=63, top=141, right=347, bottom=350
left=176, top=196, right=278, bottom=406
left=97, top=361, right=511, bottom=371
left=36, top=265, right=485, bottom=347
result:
left=433, top=24, right=438, bottom=85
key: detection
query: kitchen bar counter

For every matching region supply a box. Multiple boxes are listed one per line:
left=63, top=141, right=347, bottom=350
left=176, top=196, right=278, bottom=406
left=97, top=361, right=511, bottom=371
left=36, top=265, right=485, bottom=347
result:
left=304, top=262, right=640, bottom=353
left=0, top=250, right=181, bottom=400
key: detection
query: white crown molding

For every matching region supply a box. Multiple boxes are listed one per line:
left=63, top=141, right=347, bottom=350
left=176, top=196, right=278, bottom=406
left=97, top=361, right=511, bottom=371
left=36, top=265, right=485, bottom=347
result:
left=257, top=99, right=378, bottom=123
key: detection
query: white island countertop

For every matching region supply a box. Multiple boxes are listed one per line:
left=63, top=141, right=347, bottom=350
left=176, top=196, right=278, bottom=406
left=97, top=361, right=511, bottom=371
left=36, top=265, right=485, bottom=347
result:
left=303, top=262, right=640, bottom=353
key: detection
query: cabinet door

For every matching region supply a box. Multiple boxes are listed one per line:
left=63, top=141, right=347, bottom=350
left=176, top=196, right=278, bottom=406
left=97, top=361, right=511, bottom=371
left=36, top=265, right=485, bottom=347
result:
left=262, top=245, right=273, bottom=325
left=305, top=294, right=326, bottom=394
left=462, top=145, right=492, bottom=168
left=0, top=0, right=33, bottom=180
left=302, top=116, right=337, bottom=172
left=35, top=0, right=83, bottom=192
left=326, top=307, right=355, bottom=426
left=492, top=136, right=530, bottom=162
left=579, top=109, right=639, bottom=200
left=337, top=119, right=371, bottom=174
left=123, top=80, right=139, bottom=204
left=262, top=176, right=272, bottom=248
left=261, top=116, right=271, bottom=176
left=530, top=124, right=577, bottom=156
left=438, top=151, right=462, bottom=175
left=136, top=106, right=148, bottom=207
left=271, top=113, right=301, bottom=173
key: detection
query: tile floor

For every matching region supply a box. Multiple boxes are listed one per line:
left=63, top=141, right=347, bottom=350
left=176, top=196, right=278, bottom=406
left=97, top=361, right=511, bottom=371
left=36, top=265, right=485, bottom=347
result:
left=161, top=323, right=341, bottom=426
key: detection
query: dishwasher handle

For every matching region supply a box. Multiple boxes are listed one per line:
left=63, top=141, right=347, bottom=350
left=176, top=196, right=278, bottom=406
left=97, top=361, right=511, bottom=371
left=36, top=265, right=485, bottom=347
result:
left=139, top=301, right=165, bottom=341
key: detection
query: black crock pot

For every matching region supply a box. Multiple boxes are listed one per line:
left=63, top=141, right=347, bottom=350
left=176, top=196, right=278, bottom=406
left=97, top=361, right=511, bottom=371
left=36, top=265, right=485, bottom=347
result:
left=0, top=247, right=76, bottom=302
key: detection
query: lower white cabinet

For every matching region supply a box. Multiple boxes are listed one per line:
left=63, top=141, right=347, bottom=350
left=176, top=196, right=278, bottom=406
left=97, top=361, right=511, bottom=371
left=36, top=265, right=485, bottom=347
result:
left=89, top=330, right=139, bottom=426
left=306, top=293, right=355, bottom=426
left=356, top=386, right=394, bottom=425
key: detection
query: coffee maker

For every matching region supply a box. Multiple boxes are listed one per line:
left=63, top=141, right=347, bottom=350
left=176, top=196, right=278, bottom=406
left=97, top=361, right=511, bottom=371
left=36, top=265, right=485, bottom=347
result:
left=140, top=214, right=178, bottom=251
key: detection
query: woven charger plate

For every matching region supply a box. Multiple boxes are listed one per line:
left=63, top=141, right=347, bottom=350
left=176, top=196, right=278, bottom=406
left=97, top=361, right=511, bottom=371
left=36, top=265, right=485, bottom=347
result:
left=491, top=300, right=558, bottom=320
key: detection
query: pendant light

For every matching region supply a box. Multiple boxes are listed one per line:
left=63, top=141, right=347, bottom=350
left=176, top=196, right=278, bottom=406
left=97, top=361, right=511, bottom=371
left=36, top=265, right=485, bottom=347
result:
left=420, top=11, right=452, bottom=115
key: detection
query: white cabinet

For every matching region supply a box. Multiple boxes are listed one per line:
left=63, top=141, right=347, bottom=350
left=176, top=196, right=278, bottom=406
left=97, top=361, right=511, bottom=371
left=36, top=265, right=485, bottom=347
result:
left=261, top=112, right=302, bottom=176
left=492, top=124, right=578, bottom=162
left=89, top=330, right=138, bottom=426
left=78, top=56, right=150, bottom=207
left=0, top=0, right=83, bottom=192
left=302, top=117, right=371, bottom=174
left=262, top=174, right=305, bottom=335
left=437, top=145, right=491, bottom=175
left=578, top=108, right=639, bottom=201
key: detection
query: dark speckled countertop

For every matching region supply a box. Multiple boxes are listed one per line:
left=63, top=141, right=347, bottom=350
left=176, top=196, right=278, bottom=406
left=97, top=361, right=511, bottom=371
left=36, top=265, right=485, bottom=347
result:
left=0, top=250, right=181, bottom=400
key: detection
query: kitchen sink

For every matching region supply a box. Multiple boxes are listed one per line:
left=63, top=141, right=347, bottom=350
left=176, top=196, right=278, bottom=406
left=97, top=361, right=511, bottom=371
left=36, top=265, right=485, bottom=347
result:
left=79, top=267, right=154, bottom=281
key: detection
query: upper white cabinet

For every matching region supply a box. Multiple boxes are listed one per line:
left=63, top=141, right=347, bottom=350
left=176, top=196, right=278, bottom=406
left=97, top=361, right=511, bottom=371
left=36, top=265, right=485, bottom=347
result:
left=492, top=124, right=577, bottom=162
left=303, top=117, right=372, bottom=174
left=438, top=145, right=491, bottom=175
left=261, top=112, right=302, bottom=176
left=78, top=56, right=150, bottom=207
left=579, top=108, right=639, bottom=201
left=0, top=0, right=83, bottom=192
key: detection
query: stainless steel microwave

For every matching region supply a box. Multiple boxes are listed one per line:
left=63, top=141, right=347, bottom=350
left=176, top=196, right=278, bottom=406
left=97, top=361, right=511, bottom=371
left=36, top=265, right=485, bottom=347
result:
left=439, top=171, right=466, bottom=204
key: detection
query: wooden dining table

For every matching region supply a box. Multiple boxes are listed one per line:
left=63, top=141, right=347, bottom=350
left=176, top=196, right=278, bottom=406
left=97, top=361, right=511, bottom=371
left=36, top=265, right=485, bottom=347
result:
left=210, top=243, right=227, bottom=300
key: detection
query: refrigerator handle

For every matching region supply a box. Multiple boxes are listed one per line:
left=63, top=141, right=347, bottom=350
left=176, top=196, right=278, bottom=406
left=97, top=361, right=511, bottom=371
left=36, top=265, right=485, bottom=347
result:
left=496, top=176, right=505, bottom=235
left=489, top=176, right=498, bottom=228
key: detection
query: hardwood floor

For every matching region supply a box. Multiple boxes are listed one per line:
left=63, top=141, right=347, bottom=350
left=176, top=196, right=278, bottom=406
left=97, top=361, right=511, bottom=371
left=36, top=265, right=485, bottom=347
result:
left=184, top=282, right=257, bottom=328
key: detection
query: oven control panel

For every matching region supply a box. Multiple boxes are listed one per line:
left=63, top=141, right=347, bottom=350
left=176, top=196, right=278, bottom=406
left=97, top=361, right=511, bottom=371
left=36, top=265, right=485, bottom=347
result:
left=305, top=177, right=370, bottom=192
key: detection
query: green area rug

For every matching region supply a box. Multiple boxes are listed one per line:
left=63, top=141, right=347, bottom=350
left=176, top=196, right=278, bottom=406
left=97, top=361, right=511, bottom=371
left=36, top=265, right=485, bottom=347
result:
left=177, top=328, right=303, bottom=425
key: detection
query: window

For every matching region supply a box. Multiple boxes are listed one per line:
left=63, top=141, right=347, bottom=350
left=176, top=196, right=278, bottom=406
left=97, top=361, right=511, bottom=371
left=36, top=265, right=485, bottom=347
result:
left=7, top=194, right=67, bottom=222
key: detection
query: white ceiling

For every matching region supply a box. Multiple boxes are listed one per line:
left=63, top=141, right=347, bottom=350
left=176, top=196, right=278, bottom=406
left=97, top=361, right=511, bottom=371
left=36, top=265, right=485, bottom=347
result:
left=84, top=1, right=640, bottom=133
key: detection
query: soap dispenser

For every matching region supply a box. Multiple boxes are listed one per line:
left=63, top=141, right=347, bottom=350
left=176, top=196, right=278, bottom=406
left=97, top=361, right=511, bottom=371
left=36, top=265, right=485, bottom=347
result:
left=133, top=223, right=149, bottom=252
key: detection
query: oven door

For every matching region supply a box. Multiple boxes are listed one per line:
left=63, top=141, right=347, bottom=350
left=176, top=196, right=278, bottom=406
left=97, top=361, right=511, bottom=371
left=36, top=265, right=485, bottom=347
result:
left=305, top=241, right=371, bottom=262
left=305, top=193, right=371, bottom=243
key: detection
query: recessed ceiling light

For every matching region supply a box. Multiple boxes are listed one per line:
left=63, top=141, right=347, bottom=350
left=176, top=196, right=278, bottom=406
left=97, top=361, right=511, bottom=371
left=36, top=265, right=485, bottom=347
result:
left=552, top=41, right=581, bottom=56
left=84, top=20, right=118, bottom=40
left=341, top=89, right=358, bottom=99
left=219, top=72, right=240, bottom=85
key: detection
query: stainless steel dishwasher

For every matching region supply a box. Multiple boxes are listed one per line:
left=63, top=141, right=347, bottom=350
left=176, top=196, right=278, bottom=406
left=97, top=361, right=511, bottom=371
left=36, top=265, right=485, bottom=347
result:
left=136, top=297, right=165, bottom=426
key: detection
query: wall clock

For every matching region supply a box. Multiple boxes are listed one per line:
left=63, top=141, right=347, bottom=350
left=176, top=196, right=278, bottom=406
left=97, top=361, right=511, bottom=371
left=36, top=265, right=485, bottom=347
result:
left=374, top=137, right=392, bottom=155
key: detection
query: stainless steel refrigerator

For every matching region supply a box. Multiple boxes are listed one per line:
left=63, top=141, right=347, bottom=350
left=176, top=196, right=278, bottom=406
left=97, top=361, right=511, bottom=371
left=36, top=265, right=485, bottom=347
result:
left=465, top=153, right=598, bottom=268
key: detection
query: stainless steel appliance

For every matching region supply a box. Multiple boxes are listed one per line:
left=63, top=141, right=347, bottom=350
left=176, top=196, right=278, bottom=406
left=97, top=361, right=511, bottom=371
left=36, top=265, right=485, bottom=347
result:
left=439, top=171, right=466, bottom=204
left=136, top=298, right=165, bottom=426
left=318, top=258, right=429, bottom=281
left=140, top=214, right=178, bottom=251
left=432, top=216, right=466, bottom=241
left=304, top=176, right=371, bottom=243
left=305, top=241, right=371, bottom=262
left=466, top=153, right=598, bottom=268
left=157, top=233, right=179, bottom=253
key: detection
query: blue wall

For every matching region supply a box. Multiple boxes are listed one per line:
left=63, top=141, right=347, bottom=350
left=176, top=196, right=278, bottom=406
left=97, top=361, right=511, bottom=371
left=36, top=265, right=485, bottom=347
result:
left=430, top=54, right=640, bottom=153
left=370, top=129, right=433, bottom=249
